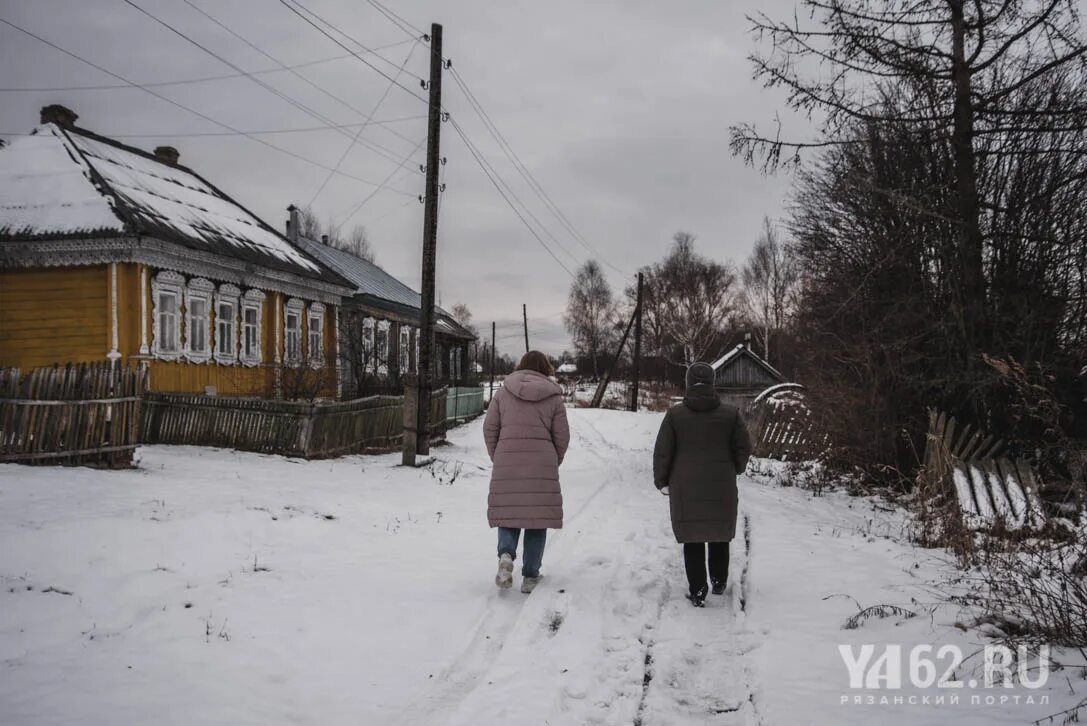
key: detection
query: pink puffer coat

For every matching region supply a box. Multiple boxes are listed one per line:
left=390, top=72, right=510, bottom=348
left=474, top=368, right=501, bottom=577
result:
left=483, top=369, right=571, bottom=529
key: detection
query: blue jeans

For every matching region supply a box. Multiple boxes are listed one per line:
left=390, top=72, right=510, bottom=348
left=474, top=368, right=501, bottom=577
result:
left=497, top=527, right=547, bottom=578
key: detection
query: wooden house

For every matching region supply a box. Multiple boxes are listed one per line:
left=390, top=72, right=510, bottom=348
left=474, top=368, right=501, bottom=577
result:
left=0, top=105, right=354, bottom=398
left=287, top=207, right=475, bottom=398
left=709, top=343, right=788, bottom=408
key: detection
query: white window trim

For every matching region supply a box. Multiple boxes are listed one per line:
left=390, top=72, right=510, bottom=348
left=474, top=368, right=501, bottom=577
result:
left=150, top=270, right=184, bottom=361
left=308, top=302, right=326, bottom=369
left=184, top=278, right=214, bottom=364
left=284, top=297, right=305, bottom=367
left=376, top=319, right=391, bottom=376
left=240, top=289, right=265, bottom=367
left=400, top=326, right=412, bottom=373
left=214, top=284, right=241, bottom=365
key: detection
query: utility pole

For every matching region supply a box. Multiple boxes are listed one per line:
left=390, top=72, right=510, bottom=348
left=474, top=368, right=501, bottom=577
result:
left=403, top=22, right=444, bottom=466
left=489, top=321, right=496, bottom=402
left=522, top=304, right=529, bottom=353
left=630, top=272, right=643, bottom=412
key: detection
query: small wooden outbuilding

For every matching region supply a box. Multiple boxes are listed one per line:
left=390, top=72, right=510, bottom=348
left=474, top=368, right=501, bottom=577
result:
left=709, top=343, right=787, bottom=408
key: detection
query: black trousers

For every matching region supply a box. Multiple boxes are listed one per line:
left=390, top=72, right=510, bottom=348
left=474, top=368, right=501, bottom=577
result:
left=683, top=542, right=730, bottom=594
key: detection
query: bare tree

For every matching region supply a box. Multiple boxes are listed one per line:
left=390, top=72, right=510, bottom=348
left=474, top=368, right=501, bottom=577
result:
left=564, top=260, right=617, bottom=377
left=657, top=232, right=738, bottom=366
left=328, top=224, right=375, bottom=263
left=741, top=217, right=798, bottom=363
left=731, top=0, right=1087, bottom=359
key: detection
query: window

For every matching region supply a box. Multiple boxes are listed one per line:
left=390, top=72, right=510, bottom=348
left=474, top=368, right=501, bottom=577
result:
left=361, top=317, right=376, bottom=373
left=151, top=270, right=184, bottom=360
left=184, top=278, right=214, bottom=363
left=376, top=320, right=390, bottom=375
left=214, top=284, right=240, bottom=364
left=308, top=303, right=325, bottom=367
left=400, top=326, right=411, bottom=372
left=240, top=289, right=265, bottom=366
left=285, top=298, right=304, bottom=365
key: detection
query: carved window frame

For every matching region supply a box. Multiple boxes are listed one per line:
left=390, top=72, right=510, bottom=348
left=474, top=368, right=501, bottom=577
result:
left=240, top=289, right=265, bottom=367
left=307, top=302, right=325, bottom=369
left=284, top=297, right=304, bottom=367
left=376, top=320, right=390, bottom=376
left=214, top=283, right=241, bottom=365
left=150, top=270, right=184, bottom=361
left=184, top=278, right=214, bottom=364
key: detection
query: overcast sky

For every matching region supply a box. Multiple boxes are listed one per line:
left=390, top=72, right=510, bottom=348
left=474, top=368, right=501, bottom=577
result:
left=0, top=0, right=801, bottom=356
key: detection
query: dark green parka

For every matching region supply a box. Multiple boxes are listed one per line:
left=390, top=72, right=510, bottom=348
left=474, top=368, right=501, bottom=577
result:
left=653, top=366, right=753, bottom=543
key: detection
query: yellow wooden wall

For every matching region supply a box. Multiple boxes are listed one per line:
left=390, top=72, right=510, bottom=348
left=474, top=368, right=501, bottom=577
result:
left=1, top=262, right=339, bottom=398
left=0, top=265, right=110, bottom=369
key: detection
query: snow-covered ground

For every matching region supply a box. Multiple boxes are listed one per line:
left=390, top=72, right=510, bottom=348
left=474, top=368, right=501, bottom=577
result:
left=1, top=410, right=1081, bottom=725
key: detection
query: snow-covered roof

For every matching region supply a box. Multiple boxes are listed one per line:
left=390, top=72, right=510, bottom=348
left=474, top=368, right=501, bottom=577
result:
left=294, top=234, right=474, bottom=340
left=0, top=123, right=343, bottom=285
left=709, top=343, right=785, bottom=381
left=557, top=363, right=578, bottom=374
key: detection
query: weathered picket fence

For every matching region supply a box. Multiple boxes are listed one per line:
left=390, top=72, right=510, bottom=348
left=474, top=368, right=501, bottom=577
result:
left=923, top=410, right=1046, bottom=532
left=0, top=362, right=147, bottom=467
left=746, top=385, right=823, bottom=460
left=446, top=386, right=485, bottom=423
left=141, top=386, right=449, bottom=459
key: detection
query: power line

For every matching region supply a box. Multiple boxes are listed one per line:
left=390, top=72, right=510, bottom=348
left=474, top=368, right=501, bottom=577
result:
left=121, top=0, right=422, bottom=174
left=0, top=40, right=415, bottom=92
left=448, top=66, right=628, bottom=276
left=448, top=115, right=575, bottom=279
left=277, top=0, right=429, bottom=105
left=177, top=0, right=422, bottom=154
left=0, top=116, right=426, bottom=139
left=363, top=0, right=424, bottom=41
left=332, top=133, right=425, bottom=231
left=310, top=40, right=420, bottom=206
left=0, top=16, right=415, bottom=195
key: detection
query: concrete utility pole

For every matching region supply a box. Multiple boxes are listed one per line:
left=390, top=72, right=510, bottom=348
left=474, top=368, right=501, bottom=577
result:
left=630, top=272, right=643, bottom=412
left=404, top=22, right=444, bottom=466
left=522, top=304, right=529, bottom=354
left=490, top=321, right=496, bottom=401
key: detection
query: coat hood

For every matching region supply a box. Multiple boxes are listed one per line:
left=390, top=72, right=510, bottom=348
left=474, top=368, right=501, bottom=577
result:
left=502, top=369, right=563, bottom=402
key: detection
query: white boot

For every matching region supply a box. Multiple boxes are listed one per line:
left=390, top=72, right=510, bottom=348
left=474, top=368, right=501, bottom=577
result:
left=520, top=576, right=541, bottom=594
left=495, top=553, right=514, bottom=589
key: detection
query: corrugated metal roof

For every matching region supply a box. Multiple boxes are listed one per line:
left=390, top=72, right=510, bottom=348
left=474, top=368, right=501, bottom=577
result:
left=295, top=235, right=423, bottom=309
left=294, top=235, right=475, bottom=340
left=0, top=123, right=347, bottom=287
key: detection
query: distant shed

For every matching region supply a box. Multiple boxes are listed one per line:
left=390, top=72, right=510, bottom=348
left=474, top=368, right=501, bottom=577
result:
left=709, top=344, right=787, bottom=408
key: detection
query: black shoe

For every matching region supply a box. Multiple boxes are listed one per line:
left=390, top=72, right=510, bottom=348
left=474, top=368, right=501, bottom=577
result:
left=687, top=585, right=708, bottom=607
left=711, top=579, right=727, bottom=595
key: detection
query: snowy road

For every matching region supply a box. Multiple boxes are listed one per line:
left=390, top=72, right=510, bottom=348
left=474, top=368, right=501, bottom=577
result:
left=1, top=410, right=1080, bottom=725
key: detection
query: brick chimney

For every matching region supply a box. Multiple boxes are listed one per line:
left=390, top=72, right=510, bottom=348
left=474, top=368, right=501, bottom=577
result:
left=40, top=104, right=78, bottom=128
left=153, top=146, right=180, bottom=165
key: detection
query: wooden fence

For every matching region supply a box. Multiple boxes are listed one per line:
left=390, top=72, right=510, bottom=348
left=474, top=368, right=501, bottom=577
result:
left=141, top=386, right=449, bottom=459
left=924, top=410, right=1046, bottom=532
left=446, top=386, right=485, bottom=423
left=746, top=388, right=824, bottom=461
left=0, top=362, right=147, bottom=467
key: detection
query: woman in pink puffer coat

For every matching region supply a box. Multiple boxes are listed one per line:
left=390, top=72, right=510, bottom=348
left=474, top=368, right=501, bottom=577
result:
left=483, top=351, right=570, bottom=594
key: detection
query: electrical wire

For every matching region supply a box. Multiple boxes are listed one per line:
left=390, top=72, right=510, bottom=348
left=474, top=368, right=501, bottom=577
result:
left=448, top=67, right=628, bottom=275
left=0, top=40, right=415, bottom=92
left=448, top=115, right=575, bottom=279
left=178, top=0, right=422, bottom=153
left=0, top=17, right=415, bottom=195
left=121, top=0, right=422, bottom=173
left=277, top=0, right=429, bottom=105
left=363, top=0, right=424, bottom=41
left=332, top=133, right=425, bottom=231
left=0, top=116, right=426, bottom=139
left=309, top=40, right=420, bottom=206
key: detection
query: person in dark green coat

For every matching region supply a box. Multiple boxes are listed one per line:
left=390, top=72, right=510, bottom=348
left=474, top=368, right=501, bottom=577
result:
left=653, top=362, right=752, bottom=606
